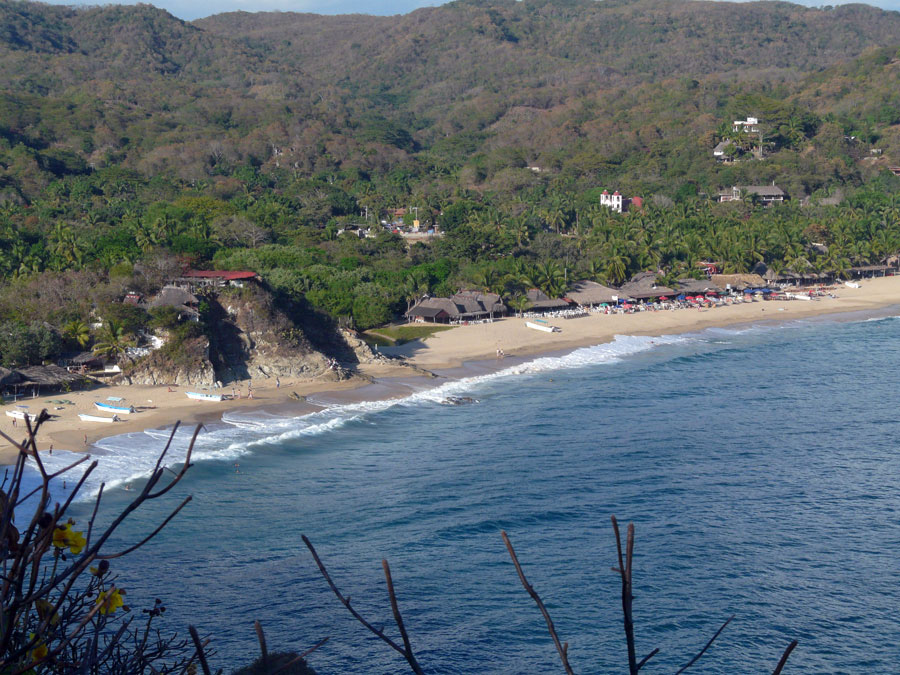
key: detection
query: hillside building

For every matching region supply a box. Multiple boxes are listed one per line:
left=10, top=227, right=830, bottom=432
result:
left=600, top=190, right=643, bottom=213
left=717, top=184, right=785, bottom=205
left=732, top=116, right=760, bottom=133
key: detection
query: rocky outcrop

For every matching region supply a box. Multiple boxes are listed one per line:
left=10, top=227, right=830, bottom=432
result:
left=117, top=337, right=216, bottom=386
left=206, top=285, right=338, bottom=383
left=339, top=329, right=388, bottom=365
left=115, top=285, right=371, bottom=386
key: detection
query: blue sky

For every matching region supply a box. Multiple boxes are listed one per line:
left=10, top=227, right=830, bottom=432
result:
left=41, top=0, right=900, bottom=22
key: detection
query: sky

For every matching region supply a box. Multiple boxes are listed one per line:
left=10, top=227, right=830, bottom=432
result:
left=39, top=0, right=900, bottom=22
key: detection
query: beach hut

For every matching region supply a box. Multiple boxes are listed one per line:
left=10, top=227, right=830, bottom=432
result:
left=0, top=367, right=23, bottom=388
left=710, top=273, right=767, bottom=292
left=618, top=272, right=676, bottom=301
left=524, top=289, right=571, bottom=313
left=675, top=279, right=724, bottom=295
left=16, top=365, right=87, bottom=393
left=406, top=292, right=507, bottom=323
left=406, top=297, right=458, bottom=323
left=148, top=285, right=201, bottom=321
left=566, top=280, right=620, bottom=307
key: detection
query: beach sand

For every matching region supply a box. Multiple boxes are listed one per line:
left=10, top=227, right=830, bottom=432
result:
left=0, top=361, right=412, bottom=464
left=4, top=276, right=900, bottom=464
left=397, top=276, right=900, bottom=369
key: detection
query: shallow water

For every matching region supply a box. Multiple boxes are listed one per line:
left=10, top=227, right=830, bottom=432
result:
left=22, top=313, right=900, bottom=672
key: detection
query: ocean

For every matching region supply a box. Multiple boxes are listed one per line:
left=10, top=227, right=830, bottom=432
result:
left=21, top=310, right=900, bottom=673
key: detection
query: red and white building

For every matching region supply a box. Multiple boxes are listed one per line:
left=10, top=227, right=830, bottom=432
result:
left=600, top=190, right=643, bottom=213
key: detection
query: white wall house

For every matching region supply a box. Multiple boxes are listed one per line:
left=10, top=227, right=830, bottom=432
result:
left=732, top=116, right=760, bottom=133
left=600, top=190, right=624, bottom=213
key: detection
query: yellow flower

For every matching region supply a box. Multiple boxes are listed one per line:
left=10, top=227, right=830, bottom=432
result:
left=28, top=633, right=48, bottom=662
left=52, top=522, right=86, bottom=555
left=95, top=588, right=125, bottom=615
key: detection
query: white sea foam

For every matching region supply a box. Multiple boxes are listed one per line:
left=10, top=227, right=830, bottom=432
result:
left=20, top=333, right=697, bottom=501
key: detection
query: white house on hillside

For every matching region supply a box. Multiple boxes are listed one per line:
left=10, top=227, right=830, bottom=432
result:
left=732, top=116, right=760, bottom=133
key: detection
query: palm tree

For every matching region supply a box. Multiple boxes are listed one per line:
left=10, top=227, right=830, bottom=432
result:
left=507, top=295, right=530, bottom=317
left=92, top=320, right=134, bottom=363
left=63, top=320, right=91, bottom=350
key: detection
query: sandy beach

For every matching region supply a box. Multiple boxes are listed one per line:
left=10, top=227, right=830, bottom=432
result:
left=396, top=276, right=900, bottom=369
left=4, top=276, right=900, bottom=465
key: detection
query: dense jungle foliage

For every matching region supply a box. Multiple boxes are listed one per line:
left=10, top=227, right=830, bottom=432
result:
left=3, top=0, right=900, bottom=366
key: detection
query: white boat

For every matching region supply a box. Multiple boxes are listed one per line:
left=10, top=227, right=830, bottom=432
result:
left=526, top=321, right=560, bottom=333
left=5, top=410, right=36, bottom=421
left=844, top=281, right=860, bottom=288
left=186, top=392, right=224, bottom=402
left=94, top=401, right=135, bottom=414
left=78, top=413, right=119, bottom=423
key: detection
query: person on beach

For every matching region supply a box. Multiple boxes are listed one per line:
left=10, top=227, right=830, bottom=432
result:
left=276, top=377, right=280, bottom=388
left=83, top=434, right=87, bottom=446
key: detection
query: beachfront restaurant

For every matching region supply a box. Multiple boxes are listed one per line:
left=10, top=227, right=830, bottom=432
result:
left=524, top=288, right=571, bottom=314
left=565, top=280, right=621, bottom=308
left=618, top=272, right=676, bottom=302
left=406, top=291, right=507, bottom=324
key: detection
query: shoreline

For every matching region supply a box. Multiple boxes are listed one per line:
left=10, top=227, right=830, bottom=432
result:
left=5, top=276, right=900, bottom=465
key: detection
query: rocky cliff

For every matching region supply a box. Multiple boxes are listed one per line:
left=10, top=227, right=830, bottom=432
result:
left=118, top=336, right=216, bottom=386
left=117, top=283, right=375, bottom=386
left=207, top=285, right=338, bottom=383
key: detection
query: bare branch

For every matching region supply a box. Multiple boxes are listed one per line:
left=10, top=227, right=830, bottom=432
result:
left=255, top=620, right=269, bottom=672
left=270, top=637, right=330, bottom=675
left=611, top=516, right=639, bottom=674
left=501, top=530, right=575, bottom=675
left=382, top=559, right=424, bottom=675
left=674, top=615, right=734, bottom=674
left=636, top=647, right=659, bottom=671
left=301, top=535, right=408, bottom=658
left=772, top=640, right=799, bottom=675
left=97, top=496, right=192, bottom=559
left=189, top=625, right=212, bottom=675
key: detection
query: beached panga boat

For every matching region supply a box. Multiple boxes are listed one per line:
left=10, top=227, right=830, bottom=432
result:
left=186, top=392, right=224, bottom=402
left=94, top=401, right=135, bottom=414
left=5, top=410, right=36, bottom=421
left=525, top=321, right=561, bottom=333
left=78, top=413, right=119, bottom=423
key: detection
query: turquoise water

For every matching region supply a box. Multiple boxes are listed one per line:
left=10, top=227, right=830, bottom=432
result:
left=27, top=311, right=900, bottom=672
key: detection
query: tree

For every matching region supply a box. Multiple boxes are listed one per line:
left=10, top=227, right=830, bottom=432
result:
left=92, top=319, right=134, bottom=363
left=62, top=319, right=91, bottom=349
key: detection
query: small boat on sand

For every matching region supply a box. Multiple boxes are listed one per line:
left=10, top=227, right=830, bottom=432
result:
left=95, top=401, right=135, bottom=414
left=186, top=392, right=224, bottom=402
left=526, top=321, right=560, bottom=333
left=78, top=413, right=119, bottom=423
left=5, top=410, right=36, bottom=421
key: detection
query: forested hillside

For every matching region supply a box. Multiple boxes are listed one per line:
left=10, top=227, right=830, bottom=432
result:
left=2, top=0, right=900, bottom=369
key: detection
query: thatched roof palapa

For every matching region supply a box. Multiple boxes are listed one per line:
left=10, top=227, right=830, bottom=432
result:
left=675, top=279, right=724, bottom=295
left=406, top=291, right=507, bottom=320
left=619, top=272, right=676, bottom=300
left=16, top=365, right=85, bottom=387
left=710, top=273, right=767, bottom=290
left=525, top=289, right=571, bottom=310
left=566, top=280, right=620, bottom=306
left=0, top=367, right=23, bottom=387
left=149, top=285, right=199, bottom=309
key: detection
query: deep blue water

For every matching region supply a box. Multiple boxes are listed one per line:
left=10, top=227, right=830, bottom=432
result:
left=30, top=311, right=900, bottom=673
